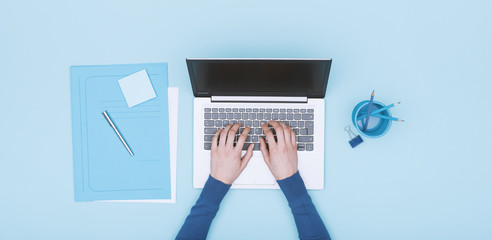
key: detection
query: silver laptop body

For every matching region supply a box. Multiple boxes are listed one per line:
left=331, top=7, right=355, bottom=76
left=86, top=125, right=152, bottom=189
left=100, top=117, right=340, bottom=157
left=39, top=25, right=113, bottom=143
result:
left=187, top=58, right=332, bottom=189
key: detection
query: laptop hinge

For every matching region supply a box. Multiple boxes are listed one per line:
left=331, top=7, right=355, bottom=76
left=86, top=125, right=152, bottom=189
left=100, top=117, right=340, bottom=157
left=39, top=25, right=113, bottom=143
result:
left=211, top=96, right=308, bottom=103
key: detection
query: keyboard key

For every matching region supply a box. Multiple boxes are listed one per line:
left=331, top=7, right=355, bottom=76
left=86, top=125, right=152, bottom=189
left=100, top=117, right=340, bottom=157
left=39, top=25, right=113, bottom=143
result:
left=212, top=108, right=218, bottom=112
left=305, top=121, right=314, bottom=135
left=279, top=113, right=286, bottom=120
left=204, top=142, right=212, bottom=150
left=239, top=108, right=245, bottom=112
left=287, top=109, right=292, bottom=113
left=308, top=109, right=314, bottom=113
left=226, top=108, right=231, bottom=112
left=212, top=113, right=219, bottom=119
left=246, top=108, right=252, bottom=112
left=252, top=135, right=258, bottom=142
left=255, top=128, right=263, bottom=135
left=298, top=136, right=313, bottom=142
left=245, top=120, right=252, bottom=127
left=219, top=108, right=225, bottom=112
left=241, top=143, right=253, bottom=150
left=253, top=121, right=259, bottom=127
left=280, top=109, right=286, bottom=112
left=204, top=135, right=214, bottom=141
left=260, top=121, right=267, bottom=125
left=299, top=128, right=307, bottom=135
left=253, top=143, right=260, bottom=150
left=298, top=121, right=304, bottom=128
left=273, top=109, right=279, bottom=113
left=272, top=113, right=278, bottom=120
left=260, top=109, right=265, bottom=112
left=249, top=113, right=256, bottom=119
left=294, top=109, right=299, bottom=113
left=306, top=143, right=314, bottom=151
left=235, top=113, right=241, bottom=119
left=233, top=108, right=239, bottom=112
left=215, top=120, right=222, bottom=127
left=257, top=113, right=263, bottom=119
left=290, top=121, right=297, bottom=127
left=242, top=113, right=248, bottom=119
left=220, top=113, right=226, bottom=119
left=264, top=113, right=271, bottom=119
left=227, top=113, right=234, bottom=119
left=293, top=128, right=300, bottom=135
left=239, top=120, right=245, bottom=126
left=205, top=108, right=211, bottom=112
left=204, top=120, right=214, bottom=126
left=204, top=128, right=217, bottom=134
left=297, top=143, right=305, bottom=151
left=204, top=113, right=212, bottom=119
left=301, top=109, right=306, bottom=113
left=253, top=108, right=259, bottom=112
left=223, top=120, right=230, bottom=126
left=294, top=114, right=301, bottom=120
left=287, top=113, right=293, bottom=120
left=302, top=114, right=314, bottom=120
left=266, top=109, right=272, bottom=113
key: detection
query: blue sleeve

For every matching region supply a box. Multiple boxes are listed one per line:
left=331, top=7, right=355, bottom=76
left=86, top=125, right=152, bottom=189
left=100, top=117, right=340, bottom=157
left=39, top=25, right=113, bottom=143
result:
left=176, top=175, right=230, bottom=240
left=277, top=171, right=331, bottom=240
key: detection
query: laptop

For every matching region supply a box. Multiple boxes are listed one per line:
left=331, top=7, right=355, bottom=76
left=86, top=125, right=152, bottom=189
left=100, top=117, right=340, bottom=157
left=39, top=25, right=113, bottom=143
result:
left=187, top=58, right=332, bottom=189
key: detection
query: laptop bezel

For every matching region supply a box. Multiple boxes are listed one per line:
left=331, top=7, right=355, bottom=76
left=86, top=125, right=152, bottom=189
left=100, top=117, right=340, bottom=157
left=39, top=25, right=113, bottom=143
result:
left=186, top=58, right=332, bottom=98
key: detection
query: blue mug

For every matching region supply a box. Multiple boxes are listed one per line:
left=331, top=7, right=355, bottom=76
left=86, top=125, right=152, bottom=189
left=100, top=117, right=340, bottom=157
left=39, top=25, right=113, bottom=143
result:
left=352, top=101, right=392, bottom=138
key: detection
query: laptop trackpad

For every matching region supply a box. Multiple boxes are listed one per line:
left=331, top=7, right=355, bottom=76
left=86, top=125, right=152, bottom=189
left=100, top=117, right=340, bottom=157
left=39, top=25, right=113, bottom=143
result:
left=234, top=156, right=276, bottom=185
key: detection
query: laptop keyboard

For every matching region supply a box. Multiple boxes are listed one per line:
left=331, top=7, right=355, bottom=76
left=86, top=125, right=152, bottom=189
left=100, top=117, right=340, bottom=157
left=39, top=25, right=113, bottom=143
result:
left=203, top=107, right=314, bottom=151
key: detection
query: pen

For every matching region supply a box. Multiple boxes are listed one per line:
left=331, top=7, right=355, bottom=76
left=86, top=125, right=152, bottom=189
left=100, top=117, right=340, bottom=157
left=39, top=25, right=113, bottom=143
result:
left=102, top=111, right=134, bottom=156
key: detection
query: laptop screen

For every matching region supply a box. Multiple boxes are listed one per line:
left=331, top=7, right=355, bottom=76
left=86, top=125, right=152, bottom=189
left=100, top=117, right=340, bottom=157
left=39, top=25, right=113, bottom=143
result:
left=187, top=59, right=332, bottom=98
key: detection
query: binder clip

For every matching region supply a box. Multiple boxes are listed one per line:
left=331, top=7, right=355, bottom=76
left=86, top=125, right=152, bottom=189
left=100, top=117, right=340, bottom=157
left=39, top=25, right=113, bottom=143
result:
left=345, top=126, right=363, bottom=148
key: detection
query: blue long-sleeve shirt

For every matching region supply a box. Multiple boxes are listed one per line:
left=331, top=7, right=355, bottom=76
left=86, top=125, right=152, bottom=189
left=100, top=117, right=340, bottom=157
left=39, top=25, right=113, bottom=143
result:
left=176, top=171, right=330, bottom=240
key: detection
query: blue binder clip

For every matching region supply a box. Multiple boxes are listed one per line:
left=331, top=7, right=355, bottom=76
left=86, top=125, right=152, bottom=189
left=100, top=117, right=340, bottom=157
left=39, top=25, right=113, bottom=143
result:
left=345, top=126, right=363, bottom=148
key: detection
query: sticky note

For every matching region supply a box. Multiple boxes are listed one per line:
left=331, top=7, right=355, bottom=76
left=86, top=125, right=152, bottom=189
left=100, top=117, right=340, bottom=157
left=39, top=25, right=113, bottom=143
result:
left=118, top=69, right=157, bottom=108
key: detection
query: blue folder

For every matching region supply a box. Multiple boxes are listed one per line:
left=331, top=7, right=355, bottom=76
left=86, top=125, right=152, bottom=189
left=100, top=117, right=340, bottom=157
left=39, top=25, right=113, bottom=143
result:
left=70, top=63, right=171, bottom=202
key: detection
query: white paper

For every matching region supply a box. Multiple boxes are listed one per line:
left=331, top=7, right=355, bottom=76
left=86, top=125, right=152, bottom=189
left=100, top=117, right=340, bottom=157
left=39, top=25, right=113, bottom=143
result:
left=104, top=87, right=178, bottom=203
left=118, top=69, right=157, bottom=108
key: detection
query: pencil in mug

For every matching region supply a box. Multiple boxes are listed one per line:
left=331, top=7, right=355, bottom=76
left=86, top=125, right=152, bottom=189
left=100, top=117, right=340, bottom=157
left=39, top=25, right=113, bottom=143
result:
left=357, top=101, right=401, bottom=121
left=362, top=90, right=375, bottom=132
left=369, top=113, right=405, bottom=122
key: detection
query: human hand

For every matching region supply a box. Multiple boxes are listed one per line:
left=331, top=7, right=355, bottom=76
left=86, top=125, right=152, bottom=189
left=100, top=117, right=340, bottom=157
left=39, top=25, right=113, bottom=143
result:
left=210, top=123, right=254, bottom=185
left=259, top=121, right=298, bottom=180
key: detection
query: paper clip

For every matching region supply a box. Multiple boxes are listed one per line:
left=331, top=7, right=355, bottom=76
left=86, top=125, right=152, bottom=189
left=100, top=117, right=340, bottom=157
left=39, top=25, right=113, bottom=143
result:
left=345, top=126, right=363, bottom=148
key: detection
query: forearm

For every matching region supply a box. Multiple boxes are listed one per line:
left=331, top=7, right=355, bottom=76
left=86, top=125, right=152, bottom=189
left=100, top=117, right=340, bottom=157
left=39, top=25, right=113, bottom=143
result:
left=176, top=175, right=230, bottom=240
left=277, top=171, right=331, bottom=240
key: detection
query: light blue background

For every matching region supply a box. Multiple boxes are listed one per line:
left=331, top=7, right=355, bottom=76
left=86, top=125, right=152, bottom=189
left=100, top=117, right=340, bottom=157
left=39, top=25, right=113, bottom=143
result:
left=1, top=0, right=491, bottom=239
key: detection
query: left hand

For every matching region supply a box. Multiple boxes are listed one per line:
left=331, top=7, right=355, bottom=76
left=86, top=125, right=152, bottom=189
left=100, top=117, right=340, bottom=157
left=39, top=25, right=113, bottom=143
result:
left=210, top=123, right=254, bottom=185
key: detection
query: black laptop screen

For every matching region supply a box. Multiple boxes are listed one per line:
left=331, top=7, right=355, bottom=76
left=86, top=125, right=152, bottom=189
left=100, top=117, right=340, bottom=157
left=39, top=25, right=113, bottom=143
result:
left=187, top=59, right=331, bottom=98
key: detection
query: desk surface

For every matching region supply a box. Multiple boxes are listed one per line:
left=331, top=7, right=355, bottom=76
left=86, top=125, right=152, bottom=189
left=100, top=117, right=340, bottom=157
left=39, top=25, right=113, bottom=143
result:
left=1, top=1, right=491, bottom=239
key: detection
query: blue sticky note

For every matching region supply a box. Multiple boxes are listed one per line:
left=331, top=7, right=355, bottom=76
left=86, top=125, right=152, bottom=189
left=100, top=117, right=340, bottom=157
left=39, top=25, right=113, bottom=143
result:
left=70, top=63, right=171, bottom=201
left=118, top=69, right=157, bottom=108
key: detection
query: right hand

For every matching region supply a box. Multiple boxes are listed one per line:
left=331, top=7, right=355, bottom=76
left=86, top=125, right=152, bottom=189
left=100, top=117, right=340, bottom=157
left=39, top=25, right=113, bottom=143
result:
left=259, top=121, right=298, bottom=180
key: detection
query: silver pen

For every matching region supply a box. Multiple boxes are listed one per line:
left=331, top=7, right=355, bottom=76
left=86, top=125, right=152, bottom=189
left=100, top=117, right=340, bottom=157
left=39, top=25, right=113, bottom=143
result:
left=102, top=111, right=134, bottom=156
